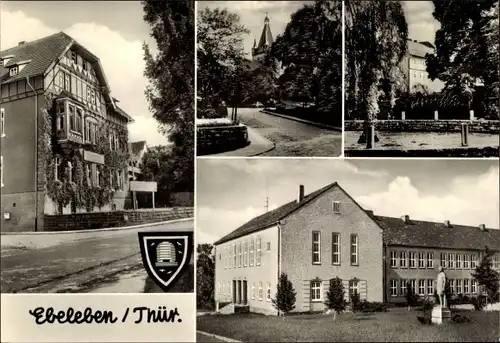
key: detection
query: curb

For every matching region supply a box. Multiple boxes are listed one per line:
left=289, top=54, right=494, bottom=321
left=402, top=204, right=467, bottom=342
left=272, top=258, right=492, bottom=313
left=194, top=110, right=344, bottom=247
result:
left=261, top=110, right=342, bottom=131
left=0, top=217, right=194, bottom=236
left=197, top=331, right=242, bottom=343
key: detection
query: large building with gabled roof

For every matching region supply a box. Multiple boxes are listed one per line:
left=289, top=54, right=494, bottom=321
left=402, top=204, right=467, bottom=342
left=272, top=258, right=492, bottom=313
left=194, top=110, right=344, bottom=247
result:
left=0, top=32, right=134, bottom=232
left=213, top=182, right=500, bottom=315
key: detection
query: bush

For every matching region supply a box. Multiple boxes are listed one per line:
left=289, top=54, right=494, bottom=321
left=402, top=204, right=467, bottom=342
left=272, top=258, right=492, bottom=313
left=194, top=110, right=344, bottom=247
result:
left=324, top=277, right=346, bottom=317
left=350, top=290, right=362, bottom=312
left=417, top=315, right=432, bottom=325
left=422, top=296, right=434, bottom=314
left=359, top=301, right=388, bottom=313
left=406, top=287, right=420, bottom=307
left=471, top=296, right=486, bottom=311
left=453, top=314, right=472, bottom=323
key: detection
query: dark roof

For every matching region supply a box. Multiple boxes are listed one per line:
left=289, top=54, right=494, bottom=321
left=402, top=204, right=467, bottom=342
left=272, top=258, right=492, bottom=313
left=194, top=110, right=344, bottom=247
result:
left=254, top=15, right=273, bottom=55
left=130, top=141, right=147, bottom=156
left=374, top=215, right=500, bottom=251
left=1, top=32, right=72, bottom=83
left=115, top=105, right=134, bottom=123
left=214, top=182, right=338, bottom=245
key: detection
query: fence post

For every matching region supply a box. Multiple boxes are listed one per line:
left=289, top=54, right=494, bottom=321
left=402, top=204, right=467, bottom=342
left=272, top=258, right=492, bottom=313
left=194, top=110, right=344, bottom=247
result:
left=366, top=123, right=375, bottom=149
left=401, top=111, right=406, bottom=120
left=434, top=110, right=439, bottom=120
left=461, top=123, right=469, bottom=147
left=470, top=110, right=475, bottom=121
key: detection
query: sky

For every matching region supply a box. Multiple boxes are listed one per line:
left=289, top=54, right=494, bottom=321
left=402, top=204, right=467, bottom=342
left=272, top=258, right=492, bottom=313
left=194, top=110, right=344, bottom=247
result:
left=401, top=1, right=440, bottom=45
left=0, top=0, right=169, bottom=147
left=197, top=1, right=312, bottom=57
left=196, top=159, right=499, bottom=245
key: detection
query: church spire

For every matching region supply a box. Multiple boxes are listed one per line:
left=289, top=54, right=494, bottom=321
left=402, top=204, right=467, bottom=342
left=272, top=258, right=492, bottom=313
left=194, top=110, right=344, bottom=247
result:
left=253, top=38, right=257, bottom=48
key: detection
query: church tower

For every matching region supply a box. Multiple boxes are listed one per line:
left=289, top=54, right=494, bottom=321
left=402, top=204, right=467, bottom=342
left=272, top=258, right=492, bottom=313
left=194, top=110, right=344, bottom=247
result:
left=252, top=13, right=274, bottom=62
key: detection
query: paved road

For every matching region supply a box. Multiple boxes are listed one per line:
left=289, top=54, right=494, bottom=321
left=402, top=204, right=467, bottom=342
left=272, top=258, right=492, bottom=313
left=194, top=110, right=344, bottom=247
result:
left=1, top=220, right=194, bottom=293
left=237, top=108, right=341, bottom=157
left=197, top=332, right=228, bottom=342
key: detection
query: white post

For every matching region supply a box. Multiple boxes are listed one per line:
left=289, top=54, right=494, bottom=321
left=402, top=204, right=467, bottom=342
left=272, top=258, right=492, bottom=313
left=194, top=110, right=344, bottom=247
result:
left=470, top=110, right=475, bottom=121
left=152, top=192, right=155, bottom=210
left=216, top=301, right=220, bottom=312
left=434, top=110, right=439, bottom=120
left=401, top=111, right=406, bottom=120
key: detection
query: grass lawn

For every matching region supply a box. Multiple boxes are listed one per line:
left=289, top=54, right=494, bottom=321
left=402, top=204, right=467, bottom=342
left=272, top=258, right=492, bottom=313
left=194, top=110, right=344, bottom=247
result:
left=197, top=310, right=499, bottom=342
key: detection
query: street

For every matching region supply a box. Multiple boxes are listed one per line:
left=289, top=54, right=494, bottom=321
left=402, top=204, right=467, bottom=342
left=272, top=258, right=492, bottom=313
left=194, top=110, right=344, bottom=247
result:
left=237, top=108, right=342, bottom=157
left=1, top=220, right=194, bottom=293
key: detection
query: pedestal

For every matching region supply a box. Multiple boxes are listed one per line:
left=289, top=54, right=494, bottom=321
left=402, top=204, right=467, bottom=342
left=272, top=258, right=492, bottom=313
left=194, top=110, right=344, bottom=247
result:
left=431, top=305, right=451, bottom=325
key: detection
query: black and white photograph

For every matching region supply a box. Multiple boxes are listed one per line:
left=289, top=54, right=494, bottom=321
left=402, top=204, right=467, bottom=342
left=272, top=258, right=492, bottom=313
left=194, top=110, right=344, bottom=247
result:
left=0, top=0, right=194, bottom=294
left=196, top=0, right=342, bottom=157
left=196, top=158, right=500, bottom=342
left=344, top=1, right=499, bottom=157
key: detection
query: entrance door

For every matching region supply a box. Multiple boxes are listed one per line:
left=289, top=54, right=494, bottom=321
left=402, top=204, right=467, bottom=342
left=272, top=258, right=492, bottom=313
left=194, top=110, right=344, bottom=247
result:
left=232, top=280, right=237, bottom=303
left=242, top=281, right=248, bottom=305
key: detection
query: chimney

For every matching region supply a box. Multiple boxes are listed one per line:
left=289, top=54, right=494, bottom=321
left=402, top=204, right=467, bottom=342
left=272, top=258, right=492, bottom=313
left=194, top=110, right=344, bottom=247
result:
left=479, top=224, right=486, bottom=231
left=366, top=210, right=374, bottom=216
left=444, top=220, right=451, bottom=227
left=18, top=41, right=26, bottom=46
left=401, top=215, right=410, bottom=224
left=297, top=185, right=304, bottom=203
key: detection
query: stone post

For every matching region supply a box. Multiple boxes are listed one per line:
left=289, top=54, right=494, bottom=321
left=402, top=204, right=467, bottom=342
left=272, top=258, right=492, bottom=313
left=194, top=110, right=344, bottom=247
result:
left=461, top=123, right=469, bottom=147
left=366, top=123, right=375, bottom=149
left=470, top=110, right=475, bottom=121
left=216, top=301, right=220, bottom=312
left=401, top=111, right=406, bottom=121
left=434, top=110, right=439, bottom=120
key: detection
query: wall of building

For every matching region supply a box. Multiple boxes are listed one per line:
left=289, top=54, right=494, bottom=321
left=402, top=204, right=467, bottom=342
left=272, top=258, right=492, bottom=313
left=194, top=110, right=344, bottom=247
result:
left=215, top=225, right=279, bottom=315
left=385, top=245, right=487, bottom=303
left=280, top=185, right=384, bottom=313
left=400, top=54, right=445, bottom=94
left=1, top=79, right=46, bottom=232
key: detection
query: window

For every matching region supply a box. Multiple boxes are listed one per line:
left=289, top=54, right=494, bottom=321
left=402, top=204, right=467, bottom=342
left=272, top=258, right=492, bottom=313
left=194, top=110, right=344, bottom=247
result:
left=440, top=253, right=446, bottom=267
left=471, top=279, right=477, bottom=294
left=218, top=281, right=222, bottom=294
left=54, top=157, right=61, bottom=181
left=449, top=279, right=455, bottom=293
left=418, top=280, right=425, bottom=296
left=350, top=234, right=358, bottom=265
left=400, top=279, right=407, bottom=296
left=238, top=242, right=242, bottom=267
left=57, top=102, right=65, bottom=131
left=427, top=280, right=434, bottom=295
left=233, top=244, right=236, bottom=268
left=464, top=279, right=469, bottom=294
left=251, top=283, right=255, bottom=299
left=456, top=279, right=462, bottom=294
left=266, top=283, right=271, bottom=301
left=67, top=162, right=73, bottom=183
left=409, top=252, right=417, bottom=268
left=85, top=120, right=91, bottom=142
left=390, top=251, right=398, bottom=268
left=86, top=87, right=91, bottom=102
left=311, top=281, right=322, bottom=301
left=332, top=201, right=340, bottom=213
left=64, top=73, right=71, bottom=92
left=418, top=252, right=425, bottom=268
left=409, top=279, right=416, bottom=295
left=228, top=246, right=232, bottom=269
left=256, top=236, right=261, bottom=266
left=348, top=279, right=359, bottom=300
left=464, top=254, right=470, bottom=269
left=258, top=282, right=263, bottom=300
left=68, top=105, right=75, bottom=131
left=456, top=254, right=462, bottom=269
left=448, top=253, right=455, bottom=269
left=0, top=156, right=3, bottom=187
left=75, top=108, right=83, bottom=134
left=332, top=233, right=340, bottom=265
left=243, top=240, right=248, bottom=267
left=413, top=71, right=417, bottom=78
left=471, top=254, right=477, bottom=269
left=91, top=89, right=96, bottom=105
left=82, top=61, right=87, bottom=71
left=390, top=279, right=398, bottom=296
left=249, top=239, right=254, bottom=266
left=71, top=51, right=77, bottom=64
left=427, top=252, right=434, bottom=268
left=400, top=251, right=407, bottom=268
left=266, top=242, right=271, bottom=252
left=9, top=66, right=18, bottom=76
left=493, top=254, right=500, bottom=270
left=1, top=108, right=4, bottom=137
left=312, top=231, right=321, bottom=264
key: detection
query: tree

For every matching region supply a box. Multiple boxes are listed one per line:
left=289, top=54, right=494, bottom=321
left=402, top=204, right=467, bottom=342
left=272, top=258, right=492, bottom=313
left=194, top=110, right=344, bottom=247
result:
left=197, top=7, right=250, bottom=112
left=406, top=284, right=419, bottom=310
left=248, top=51, right=279, bottom=109
left=272, top=273, right=297, bottom=317
left=472, top=246, right=500, bottom=303
left=426, top=1, right=499, bottom=109
left=196, top=244, right=215, bottom=310
left=138, top=145, right=175, bottom=206
left=142, top=0, right=194, bottom=192
left=324, top=277, right=346, bottom=320
left=345, top=1, right=408, bottom=121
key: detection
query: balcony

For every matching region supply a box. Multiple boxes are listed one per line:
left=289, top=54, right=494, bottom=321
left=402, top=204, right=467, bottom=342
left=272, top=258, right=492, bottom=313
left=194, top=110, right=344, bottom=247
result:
left=55, top=98, right=97, bottom=149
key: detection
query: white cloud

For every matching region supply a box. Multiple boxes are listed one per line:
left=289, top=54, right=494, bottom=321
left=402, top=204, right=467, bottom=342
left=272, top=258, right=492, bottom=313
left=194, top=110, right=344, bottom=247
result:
left=1, top=9, right=165, bottom=145
left=357, top=166, right=499, bottom=228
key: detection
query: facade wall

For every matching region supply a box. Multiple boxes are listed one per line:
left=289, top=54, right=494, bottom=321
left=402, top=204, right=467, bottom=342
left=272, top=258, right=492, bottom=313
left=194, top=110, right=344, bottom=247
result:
left=400, top=55, right=445, bottom=94
left=385, top=245, right=490, bottom=303
left=281, top=185, right=384, bottom=313
left=215, top=225, right=279, bottom=315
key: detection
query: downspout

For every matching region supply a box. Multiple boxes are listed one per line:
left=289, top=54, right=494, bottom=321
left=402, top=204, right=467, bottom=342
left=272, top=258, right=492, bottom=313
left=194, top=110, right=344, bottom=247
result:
left=277, top=221, right=282, bottom=316
left=383, top=241, right=387, bottom=304
left=26, top=77, right=38, bottom=231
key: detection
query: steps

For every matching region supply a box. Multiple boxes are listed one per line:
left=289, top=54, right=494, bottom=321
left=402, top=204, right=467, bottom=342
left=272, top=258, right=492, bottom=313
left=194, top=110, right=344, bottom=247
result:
left=217, top=303, right=250, bottom=315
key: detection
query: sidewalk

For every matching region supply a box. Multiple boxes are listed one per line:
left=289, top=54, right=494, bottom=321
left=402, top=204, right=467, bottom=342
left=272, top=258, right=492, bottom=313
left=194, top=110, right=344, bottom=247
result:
left=207, top=126, right=275, bottom=157
left=261, top=109, right=342, bottom=131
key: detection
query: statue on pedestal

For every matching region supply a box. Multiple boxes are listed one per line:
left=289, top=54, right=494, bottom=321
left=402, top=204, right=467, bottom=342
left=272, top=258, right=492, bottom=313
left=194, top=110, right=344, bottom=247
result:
left=436, top=266, right=448, bottom=308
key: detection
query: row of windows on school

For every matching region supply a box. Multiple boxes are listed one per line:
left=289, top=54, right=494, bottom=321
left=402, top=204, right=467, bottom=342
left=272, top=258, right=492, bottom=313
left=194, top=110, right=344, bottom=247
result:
left=389, top=278, right=479, bottom=297
left=218, top=280, right=273, bottom=302
left=389, top=250, right=500, bottom=270
left=220, top=236, right=270, bottom=269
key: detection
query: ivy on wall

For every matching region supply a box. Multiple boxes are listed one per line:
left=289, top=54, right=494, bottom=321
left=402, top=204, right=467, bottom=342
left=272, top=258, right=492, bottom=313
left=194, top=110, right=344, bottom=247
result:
left=42, top=91, right=130, bottom=214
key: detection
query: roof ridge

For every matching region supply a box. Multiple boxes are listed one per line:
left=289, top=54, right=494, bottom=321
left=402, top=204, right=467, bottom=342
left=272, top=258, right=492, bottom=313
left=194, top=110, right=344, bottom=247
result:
left=1, top=31, right=67, bottom=53
left=374, top=214, right=498, bottom=230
